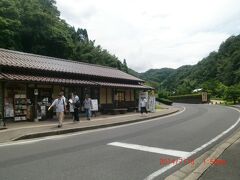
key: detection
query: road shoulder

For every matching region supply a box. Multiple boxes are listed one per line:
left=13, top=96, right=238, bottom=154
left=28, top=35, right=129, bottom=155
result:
left=0, top=107, right=181, bottom=143
left=165, top=125, right=240, bottom=180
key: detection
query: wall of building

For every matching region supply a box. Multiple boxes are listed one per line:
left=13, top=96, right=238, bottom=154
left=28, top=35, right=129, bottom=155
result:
left=131, top=89, right=135, bottom=101
left=0, top=82, right=3, bottom=118
left=53, top=85, right=61, bottom=99
left=125, top=89, right=130, bottom=101
left=107, top=88, right=112, bottom=103
left=100, top=87, right=107, bottom=104
left=118, top=89, right=135, bottom=102
left=100, top=87, right=113, bottom=104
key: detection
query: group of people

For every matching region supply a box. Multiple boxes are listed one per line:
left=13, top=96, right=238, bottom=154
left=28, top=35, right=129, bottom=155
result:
left=48, top=92, right=93, bottom=128
left=48, top=92, right=149, bottom=128
left=70, top=92, right=93, bottom=122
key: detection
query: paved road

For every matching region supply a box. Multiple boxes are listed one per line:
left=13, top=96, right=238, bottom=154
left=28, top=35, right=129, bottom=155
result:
left=0, top=104, right=239, bottom=180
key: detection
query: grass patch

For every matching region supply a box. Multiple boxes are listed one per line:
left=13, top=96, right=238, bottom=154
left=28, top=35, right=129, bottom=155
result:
left=155, top=104, right=164, bottom=109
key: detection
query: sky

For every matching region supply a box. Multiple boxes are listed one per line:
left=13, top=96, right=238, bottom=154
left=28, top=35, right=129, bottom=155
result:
left=55, top=0, right=240, bottom=72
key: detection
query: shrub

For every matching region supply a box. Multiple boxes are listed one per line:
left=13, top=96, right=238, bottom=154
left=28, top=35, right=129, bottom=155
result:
left=169, top=93, right=210, bottom=104
left=156, top=97, right=173, bottom=105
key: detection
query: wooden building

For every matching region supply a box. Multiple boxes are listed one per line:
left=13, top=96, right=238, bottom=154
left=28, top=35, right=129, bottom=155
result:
left=0, top=48, right=153, bottom=121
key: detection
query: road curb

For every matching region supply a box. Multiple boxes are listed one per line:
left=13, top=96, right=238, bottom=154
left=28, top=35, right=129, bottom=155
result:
left=13, top=109, right=180, bottom=141
left=165, top=127, right=240, bottom=180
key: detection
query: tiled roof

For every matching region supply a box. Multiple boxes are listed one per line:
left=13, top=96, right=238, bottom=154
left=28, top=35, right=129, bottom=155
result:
left=1, top=73, right=95, bottom=86
left=0, top=73, right=153, bottom=89
left=94, top=81, right=154, bottom=89
left=0, top=48, right=143, bottom=82
left=142, top=85, right=155, bottom=90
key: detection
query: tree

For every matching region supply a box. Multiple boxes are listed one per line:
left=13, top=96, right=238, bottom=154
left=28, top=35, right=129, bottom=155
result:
left=0, top=0, right=21, bottom=49
left=0, top=0, right=128, bottom=73
left=224, top=85, right=240, bottom=104
left=123, top=59, right=128, bottom=73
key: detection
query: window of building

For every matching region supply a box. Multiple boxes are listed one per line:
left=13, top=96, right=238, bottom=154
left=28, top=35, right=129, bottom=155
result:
left=117, top=91, right=125, bottom=102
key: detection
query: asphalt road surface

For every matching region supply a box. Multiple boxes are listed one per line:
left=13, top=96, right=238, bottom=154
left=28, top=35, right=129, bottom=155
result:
left=0, top=104, right=239, bottom=180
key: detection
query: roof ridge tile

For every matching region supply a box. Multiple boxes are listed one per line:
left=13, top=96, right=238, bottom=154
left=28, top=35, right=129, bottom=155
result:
left=0, top=48, right=143, bottom=82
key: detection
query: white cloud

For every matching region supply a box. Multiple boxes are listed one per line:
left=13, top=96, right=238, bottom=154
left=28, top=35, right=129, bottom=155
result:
left=56, top=0, right=240, bottom=72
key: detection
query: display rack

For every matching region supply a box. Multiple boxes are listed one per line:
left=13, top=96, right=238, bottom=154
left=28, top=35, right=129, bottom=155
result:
left=14, top=94, right=27, bottom=121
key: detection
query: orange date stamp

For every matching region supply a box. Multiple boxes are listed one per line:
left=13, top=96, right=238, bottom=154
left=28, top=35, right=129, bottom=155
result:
left=160, top=158, right=227, bottom=166
left=203, top=158, right=227, bottom=166
left=160, top=158, right=195, bottom=166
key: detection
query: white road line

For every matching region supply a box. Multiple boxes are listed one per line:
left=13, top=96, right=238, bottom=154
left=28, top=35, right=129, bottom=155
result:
left=0, top=107, right=185, bottom=147
left=144, top=106, right=240, bottom=180
left=190, top=106, right=240, bottom=155
left=108, top=142, right=191, bottom=158
left=145, top=157, right=190, bottom=180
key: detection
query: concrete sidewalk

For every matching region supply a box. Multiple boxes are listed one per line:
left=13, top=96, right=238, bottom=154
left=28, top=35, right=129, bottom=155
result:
left=0, top=107, right=180, bottom=143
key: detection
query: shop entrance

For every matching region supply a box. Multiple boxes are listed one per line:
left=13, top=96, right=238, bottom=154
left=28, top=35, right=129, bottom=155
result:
left=27, top=85, right=53, bottom=120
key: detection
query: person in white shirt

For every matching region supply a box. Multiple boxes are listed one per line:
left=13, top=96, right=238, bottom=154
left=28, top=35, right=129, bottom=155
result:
left=83, top=94, right=93, bottom=120
left=48, top=94, right=65, bottom=128
left=68, top=97, right=74, bottom=120
left=140, top=97, right=148, bottom=115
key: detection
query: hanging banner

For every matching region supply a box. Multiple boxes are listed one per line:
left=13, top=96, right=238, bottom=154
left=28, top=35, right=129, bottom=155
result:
left=91, top=99, right=98, bottom=111
left=202, top=92, right=208, bottom=102
left=148, top=96, right=156, bottom=112
left=34, top=89, right=38, bottom=96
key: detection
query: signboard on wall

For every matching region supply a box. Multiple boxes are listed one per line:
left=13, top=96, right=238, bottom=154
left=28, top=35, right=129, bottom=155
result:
left=91, top=99, right=98, bottom=111
left=148, top=96, right=156, bottom=112
left=202, top=92, right=208, bottom=102
left=4, top=98, right=14, bottom=118
left=34, top=89, right=38, bottom=95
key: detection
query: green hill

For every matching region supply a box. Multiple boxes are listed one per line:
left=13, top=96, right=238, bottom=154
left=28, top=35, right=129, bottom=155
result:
left=139, top=68, right=175, bottom=82
left=140, top=34, right=240, bottom=96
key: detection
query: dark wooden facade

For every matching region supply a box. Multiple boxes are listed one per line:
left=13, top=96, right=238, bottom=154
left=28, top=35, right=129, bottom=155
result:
left=0, top=48, right=153, bottom=121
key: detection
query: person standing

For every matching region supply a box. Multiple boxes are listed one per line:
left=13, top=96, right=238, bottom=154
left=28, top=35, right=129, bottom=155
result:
left=139, top=97, right=148, bottom=115
left=68, top=97, right=74, bottom=120
left=48, top=94, right=65, bottom=128
left=83, top=94, right=93, bottom=120
left=73, top=92, right=80, bottom=121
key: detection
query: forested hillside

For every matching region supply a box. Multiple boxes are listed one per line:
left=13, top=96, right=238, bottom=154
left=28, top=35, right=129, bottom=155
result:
left=139, top=68, right=174, bottom=83
left=141, top=35, right=240, bottom=99
left=0, top=0, right=128, bottom=71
